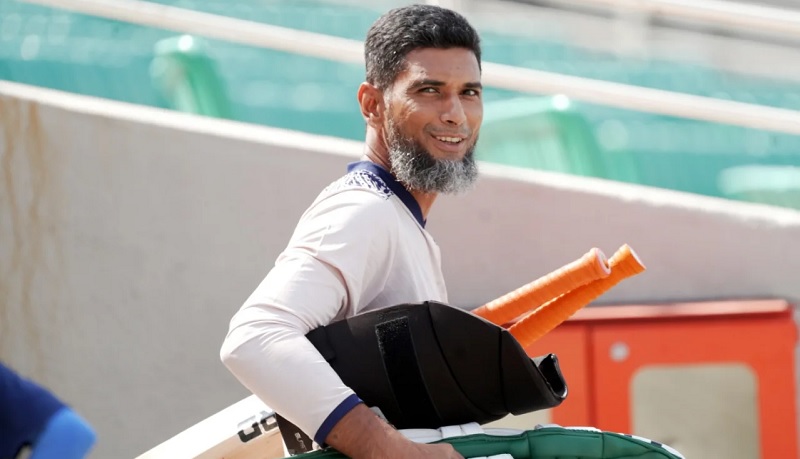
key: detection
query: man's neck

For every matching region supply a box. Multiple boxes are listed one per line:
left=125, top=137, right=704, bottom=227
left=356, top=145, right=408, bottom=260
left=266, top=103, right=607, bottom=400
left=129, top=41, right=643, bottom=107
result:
left=409, top=190, right=437, bottom=221
left=360, top=143, right=437, bottom=221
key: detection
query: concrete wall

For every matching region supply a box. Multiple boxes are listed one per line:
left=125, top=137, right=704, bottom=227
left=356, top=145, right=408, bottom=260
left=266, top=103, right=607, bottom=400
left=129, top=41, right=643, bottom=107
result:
left=2, top=81, right=799, bottom=458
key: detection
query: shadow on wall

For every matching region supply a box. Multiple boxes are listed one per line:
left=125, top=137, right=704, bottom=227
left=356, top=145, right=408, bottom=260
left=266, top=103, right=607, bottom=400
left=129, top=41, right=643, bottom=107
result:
left=0, top=97, right=69, bottom=380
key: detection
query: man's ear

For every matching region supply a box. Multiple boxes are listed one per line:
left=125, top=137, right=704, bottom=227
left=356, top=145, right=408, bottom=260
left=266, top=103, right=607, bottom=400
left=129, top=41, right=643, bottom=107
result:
left=357, top=82, right=384, bottom=129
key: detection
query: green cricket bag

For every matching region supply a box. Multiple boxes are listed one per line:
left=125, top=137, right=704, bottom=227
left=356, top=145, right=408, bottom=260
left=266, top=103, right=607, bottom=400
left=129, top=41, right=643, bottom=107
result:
left=294, top=424, right=686, bottom=459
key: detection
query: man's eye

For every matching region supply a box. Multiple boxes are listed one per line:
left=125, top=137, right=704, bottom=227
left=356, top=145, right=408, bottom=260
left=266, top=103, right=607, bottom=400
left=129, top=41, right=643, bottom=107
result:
left=463, top=89, right=480, bottom=96
left=420, top=87, right=437, bottom=93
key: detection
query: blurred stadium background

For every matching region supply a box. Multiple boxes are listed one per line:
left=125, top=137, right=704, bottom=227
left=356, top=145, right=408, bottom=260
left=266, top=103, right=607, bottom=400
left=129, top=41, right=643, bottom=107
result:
left=2, top=0, right=800, bottom=458
left=2, top=0, right=800, bottom=207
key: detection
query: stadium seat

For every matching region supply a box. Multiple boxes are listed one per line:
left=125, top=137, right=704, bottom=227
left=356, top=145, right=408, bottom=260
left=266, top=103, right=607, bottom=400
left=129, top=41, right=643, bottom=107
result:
left=150, top=35, right=233, bottom=119
left=478, top=96, right=609, bottom=179
left=718, top=165, right=800, bottom=209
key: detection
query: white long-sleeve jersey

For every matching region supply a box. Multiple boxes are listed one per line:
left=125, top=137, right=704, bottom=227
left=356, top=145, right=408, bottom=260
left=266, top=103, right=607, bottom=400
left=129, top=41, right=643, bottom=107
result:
left=220, top=161, right=448, bottom=445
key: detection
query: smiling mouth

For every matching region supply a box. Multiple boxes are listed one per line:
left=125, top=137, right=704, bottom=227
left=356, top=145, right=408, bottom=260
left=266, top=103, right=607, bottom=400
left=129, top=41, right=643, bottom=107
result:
left=432, top=134, right=466, bottom=145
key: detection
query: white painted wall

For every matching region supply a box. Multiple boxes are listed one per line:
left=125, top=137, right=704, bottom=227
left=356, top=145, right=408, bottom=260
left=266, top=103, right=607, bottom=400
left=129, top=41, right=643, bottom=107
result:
left=2, top=81, right=799, bottom=458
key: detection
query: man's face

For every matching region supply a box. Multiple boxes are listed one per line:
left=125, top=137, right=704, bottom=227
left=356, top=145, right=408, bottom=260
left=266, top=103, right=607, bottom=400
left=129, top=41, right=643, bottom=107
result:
left=382, top=47, right=483, bottom=194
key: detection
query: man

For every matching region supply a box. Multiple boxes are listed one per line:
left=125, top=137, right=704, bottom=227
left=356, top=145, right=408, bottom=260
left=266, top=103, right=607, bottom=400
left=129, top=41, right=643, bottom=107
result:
left=220, top=5, right=482, bottom=458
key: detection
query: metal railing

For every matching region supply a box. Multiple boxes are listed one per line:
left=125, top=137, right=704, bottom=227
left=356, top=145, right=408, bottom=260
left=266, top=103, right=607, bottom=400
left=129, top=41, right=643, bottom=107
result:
left=546, top=0, right=800, bottom=39
left=17, top=0, right=800, bottom=135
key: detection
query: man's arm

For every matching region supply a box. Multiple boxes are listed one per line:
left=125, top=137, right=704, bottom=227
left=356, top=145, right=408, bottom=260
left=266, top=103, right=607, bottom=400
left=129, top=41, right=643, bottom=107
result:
left=222, top=313, right=464, bottom=459
left=222, top=191, right=460, bottom=457
left=221, top=193, right=390, bottom=450
left=325, top=403, right=464, bottom=459
left=219, top=253, right=360, bottom=445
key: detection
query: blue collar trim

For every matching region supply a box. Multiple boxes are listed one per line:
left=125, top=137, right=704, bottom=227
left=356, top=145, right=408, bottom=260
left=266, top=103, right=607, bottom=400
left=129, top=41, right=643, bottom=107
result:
left=347, top=161, right=426, bottom=228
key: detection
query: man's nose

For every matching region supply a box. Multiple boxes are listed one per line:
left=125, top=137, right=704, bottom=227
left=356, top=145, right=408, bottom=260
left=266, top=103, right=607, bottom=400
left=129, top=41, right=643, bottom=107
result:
left=440, top=95, right=467, bottom=126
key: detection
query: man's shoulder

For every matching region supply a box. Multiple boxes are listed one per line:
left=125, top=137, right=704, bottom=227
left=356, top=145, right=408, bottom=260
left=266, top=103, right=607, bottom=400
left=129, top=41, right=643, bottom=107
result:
left=299, top=169, right=400, bottom=229
left=321, top=168, right=394, bottom=201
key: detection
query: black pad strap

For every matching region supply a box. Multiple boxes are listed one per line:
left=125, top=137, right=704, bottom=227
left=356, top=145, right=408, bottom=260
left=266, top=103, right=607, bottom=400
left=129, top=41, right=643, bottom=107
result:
left=376, top=317, right=439, bottom=424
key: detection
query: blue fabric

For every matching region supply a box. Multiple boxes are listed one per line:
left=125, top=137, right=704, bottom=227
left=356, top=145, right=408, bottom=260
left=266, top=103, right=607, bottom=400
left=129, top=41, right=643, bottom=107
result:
left=29, top=407, right=96, bottom=459
left=0, top=363, right=65, bottom=459
left=313, top=394, right=363, bottom=446
left=347, top=161, right=426, bottom=228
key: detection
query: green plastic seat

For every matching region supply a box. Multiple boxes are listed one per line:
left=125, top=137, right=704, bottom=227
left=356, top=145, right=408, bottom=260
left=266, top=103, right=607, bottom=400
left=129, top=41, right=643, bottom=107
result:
left=477, top=95, right=610, bottom=179
left=150, top=35, right=233, bottom=119
left=718, top=165, right=800, bottom=210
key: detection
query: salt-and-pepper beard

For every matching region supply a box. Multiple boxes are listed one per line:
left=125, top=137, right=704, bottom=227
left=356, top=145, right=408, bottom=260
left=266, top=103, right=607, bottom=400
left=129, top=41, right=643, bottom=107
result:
left=385, top=118, right=479, bottom=194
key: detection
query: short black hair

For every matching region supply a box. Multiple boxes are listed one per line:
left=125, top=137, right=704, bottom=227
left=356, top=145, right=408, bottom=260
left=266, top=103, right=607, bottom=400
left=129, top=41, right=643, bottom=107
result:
left=364, top=4, right=482, bottom=90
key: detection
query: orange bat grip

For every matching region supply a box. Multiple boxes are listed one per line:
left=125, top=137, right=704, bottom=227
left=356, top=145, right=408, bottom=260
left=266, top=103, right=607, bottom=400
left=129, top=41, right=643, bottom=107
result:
left=472, top=247, right=610, bottom=326
left=508, top=244, right=645, bottom=347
